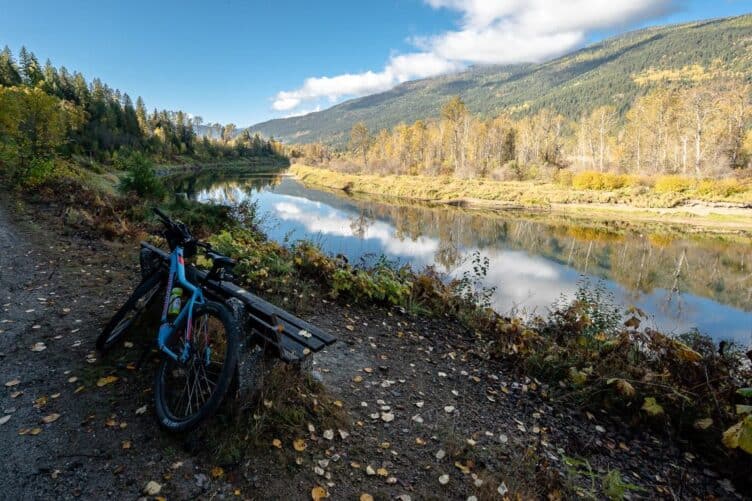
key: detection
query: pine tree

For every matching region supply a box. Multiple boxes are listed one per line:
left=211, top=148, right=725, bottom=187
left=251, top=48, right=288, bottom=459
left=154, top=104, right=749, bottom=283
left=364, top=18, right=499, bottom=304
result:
left=0, top=46, right=22, bottom=86
left=40, top=59, right=60, bottom=96
left=18, top=46, right=43, bottom=86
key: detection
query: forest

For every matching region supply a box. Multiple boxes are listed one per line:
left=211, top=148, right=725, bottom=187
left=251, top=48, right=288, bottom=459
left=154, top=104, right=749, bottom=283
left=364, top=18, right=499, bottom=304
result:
left=291, top=80, right=752, bottom=190
left=0, top=46, right=284, bottom=188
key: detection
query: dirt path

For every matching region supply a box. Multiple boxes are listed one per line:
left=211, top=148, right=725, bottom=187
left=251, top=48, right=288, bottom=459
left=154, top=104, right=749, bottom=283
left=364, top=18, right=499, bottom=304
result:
left=0, top=200, right=745, bottom=500
left=0, top=203, right=215, bottom=499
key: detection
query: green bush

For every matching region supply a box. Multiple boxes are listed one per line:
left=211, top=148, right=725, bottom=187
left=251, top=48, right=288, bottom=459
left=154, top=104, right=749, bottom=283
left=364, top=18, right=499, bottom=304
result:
left=118, top=151, right=165, bottom=199
left=23, top=158, right=56, bottom=187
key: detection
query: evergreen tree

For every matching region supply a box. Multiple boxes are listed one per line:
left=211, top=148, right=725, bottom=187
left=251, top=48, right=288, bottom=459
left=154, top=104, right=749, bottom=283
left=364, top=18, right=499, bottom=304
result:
left=40, top=59, right=60, bottom=96
left=0, top=46, right=22, bottom=86
left=18, top=46, right=43, bottom=86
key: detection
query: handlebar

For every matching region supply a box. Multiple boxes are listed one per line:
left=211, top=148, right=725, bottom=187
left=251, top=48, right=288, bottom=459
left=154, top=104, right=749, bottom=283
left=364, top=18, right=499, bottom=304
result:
left=152, top=207, right=220, bottom=258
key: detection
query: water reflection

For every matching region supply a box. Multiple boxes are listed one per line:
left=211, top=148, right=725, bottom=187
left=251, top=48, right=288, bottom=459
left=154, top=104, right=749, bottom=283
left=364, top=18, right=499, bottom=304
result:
left=192, top=174, right=752, bottom=345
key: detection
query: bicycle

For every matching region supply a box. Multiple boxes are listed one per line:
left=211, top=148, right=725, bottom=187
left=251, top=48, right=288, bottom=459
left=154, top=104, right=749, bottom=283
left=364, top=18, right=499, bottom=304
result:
left=97, top=208, right=240, bottom=432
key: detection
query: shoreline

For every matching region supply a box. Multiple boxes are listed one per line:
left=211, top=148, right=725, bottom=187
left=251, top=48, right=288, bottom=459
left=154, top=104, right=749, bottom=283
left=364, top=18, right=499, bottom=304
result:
left=290, top=165, right=752, bottom=233
left=155, top=157, right=288, bottom=177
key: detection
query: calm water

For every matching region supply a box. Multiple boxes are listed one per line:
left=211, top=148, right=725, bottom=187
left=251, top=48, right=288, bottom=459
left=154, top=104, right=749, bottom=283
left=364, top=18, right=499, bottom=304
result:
left=177, top=171, right=752, bottom=345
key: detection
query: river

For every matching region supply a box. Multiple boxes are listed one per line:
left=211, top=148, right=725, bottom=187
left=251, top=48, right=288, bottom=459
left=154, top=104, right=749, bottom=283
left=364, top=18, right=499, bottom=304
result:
left=171, top=170, right=752, bottom=345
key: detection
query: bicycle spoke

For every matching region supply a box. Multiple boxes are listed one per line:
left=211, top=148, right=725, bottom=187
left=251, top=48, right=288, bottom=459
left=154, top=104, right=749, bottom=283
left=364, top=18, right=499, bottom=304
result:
left=158, top=304, right=233, bottom=426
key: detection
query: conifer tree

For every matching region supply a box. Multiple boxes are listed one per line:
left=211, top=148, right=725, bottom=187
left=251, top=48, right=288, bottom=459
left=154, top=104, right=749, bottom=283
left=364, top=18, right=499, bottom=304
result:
left=0, top=46, right=22, bottom=86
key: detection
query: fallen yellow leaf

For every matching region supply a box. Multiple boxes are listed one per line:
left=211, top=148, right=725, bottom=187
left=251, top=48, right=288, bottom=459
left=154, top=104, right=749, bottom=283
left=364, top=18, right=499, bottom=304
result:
left=97, top=375, right=119, bottom=387
left=642, top=397, right=664, bottom=416
left=454, top=460, right=465, bottom=471
left=272, top=438, right=282, bottom=449
left=293, top=438, right=307, bottom=451
left=360, top=494, right=374, bottom=501
left=311, top=485, right=328, bottom=500
left=211, top=466, right=224, bottom=479
left=41, top=413, right=60, bottom=424
left=614, top=379, right=635, bottom=397
left=722, top=416, right=752, bottom=454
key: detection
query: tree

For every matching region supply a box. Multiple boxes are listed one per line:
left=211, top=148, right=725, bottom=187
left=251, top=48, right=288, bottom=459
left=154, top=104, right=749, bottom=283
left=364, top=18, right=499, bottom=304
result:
left=18, top=47, right=43, bottom=86
left=350, top=122, right=370, bottom=167
left=0, top=46, right=22, bottom=86
left=721, top=82, right=752, bottom=169
left=222, top=123, right=237, bottom=143
left=135, top=96, right=149, bottom=134
left=680, top=87, right=717, bottom=177
left=0, top=86, right=83, bottom=184
left=441, top=96, right=468, bottom=174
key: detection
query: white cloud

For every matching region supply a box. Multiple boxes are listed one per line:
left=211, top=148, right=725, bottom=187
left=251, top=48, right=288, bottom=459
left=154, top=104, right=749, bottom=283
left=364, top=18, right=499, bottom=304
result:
left=271, top=53, right=462, bottom=111
left=271, top=0, right=675, bottom=114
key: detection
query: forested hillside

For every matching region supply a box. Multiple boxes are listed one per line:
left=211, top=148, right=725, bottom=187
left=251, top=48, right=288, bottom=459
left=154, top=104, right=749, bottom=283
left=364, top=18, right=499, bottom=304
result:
left=0, top=46, right=283, bottom=188
left=249, top=15, right=752, bottom=146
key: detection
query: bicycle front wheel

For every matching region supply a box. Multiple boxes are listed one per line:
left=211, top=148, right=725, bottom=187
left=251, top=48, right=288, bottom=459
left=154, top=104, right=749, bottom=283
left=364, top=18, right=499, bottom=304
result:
left=154, top=301, right=239, bottom=432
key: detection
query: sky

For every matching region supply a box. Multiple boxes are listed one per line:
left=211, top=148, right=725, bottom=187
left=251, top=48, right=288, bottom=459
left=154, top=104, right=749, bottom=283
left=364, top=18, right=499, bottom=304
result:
left=2, top=0, right=750, bottom=126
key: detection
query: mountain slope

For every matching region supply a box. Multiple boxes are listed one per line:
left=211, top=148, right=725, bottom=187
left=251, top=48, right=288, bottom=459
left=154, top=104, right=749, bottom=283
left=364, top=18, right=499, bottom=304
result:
left=248, top=14, right=752, bottom=146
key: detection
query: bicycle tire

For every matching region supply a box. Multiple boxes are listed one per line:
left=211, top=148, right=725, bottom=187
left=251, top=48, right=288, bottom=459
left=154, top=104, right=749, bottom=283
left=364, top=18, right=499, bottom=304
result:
left=153, top=301, right=239, bottom=432
left=96, top=272, right=164, bottom=353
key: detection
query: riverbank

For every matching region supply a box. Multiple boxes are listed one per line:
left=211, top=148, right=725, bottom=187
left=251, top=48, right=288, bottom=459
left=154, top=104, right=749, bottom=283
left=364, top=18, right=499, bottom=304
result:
left=1, top=190, right=749, bottom=499
left=154, top=156, right=289, bottom=177
left=291, top=164, right=752, bottom=232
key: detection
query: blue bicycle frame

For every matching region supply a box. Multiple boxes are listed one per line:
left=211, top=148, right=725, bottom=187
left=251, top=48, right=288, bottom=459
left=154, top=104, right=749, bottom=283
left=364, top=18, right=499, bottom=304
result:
left=157, top=246, right=206, bottom=363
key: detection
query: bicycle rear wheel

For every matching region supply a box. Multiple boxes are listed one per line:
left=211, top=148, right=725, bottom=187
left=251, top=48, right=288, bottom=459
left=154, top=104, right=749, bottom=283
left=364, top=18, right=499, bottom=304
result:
left=154, top=301, right=239, bottom=432
left=96, top=272, right=163, bottom=353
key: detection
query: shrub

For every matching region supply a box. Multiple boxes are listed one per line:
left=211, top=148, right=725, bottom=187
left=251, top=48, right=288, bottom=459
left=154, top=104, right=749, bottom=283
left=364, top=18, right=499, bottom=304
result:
left=118, top=151, right=165, bottom=199
left=572, top=171, right=630, bottom=190
left=696, top=179, right=746, bottom=198
left=572, top=171, right=603, bottom=190
left=654, top=175, right=694, bottom=193
left=22, top=158, right=56, bottom=187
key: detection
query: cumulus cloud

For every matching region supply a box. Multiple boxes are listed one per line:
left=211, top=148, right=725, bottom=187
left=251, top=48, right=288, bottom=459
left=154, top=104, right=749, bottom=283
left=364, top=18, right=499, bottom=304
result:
left=272, top=0, right=675, bottom=113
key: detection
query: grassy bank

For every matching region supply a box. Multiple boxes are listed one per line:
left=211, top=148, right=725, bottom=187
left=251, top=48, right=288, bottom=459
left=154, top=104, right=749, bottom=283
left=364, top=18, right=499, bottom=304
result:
left=291, top=165, right=752, bottom=228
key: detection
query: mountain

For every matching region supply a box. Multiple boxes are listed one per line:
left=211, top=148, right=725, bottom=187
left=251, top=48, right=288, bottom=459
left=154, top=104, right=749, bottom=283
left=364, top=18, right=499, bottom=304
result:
left=247, top=14, right=752, bottom=146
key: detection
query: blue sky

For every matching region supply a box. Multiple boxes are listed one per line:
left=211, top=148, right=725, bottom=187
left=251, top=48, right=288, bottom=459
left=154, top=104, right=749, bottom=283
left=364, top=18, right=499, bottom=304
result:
left=1, top=0, right=750, bottom=126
